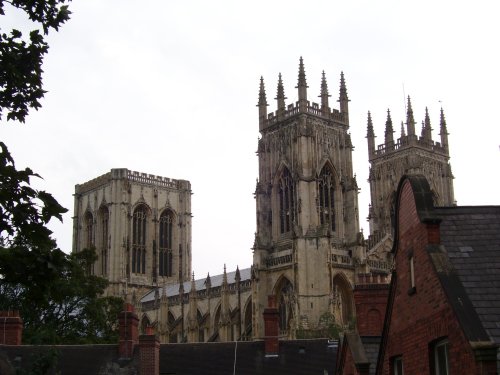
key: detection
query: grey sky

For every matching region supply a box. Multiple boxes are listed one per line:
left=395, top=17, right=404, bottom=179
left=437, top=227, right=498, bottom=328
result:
left=2, top=0, right=499, bottom=278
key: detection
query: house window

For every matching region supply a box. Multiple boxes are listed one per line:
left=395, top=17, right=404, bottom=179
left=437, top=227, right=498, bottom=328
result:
left=132, top=205, right=148, bottom=274
left=391, top=356, right=404, bottom=375
left=408, top=254, right=416, bottom=294
left=159, top=210, right=173, bottom=277
left=278, top=168, right=295, bottom=234
left=430, top=339, right=449, bottom=375
left=318, top=165, right=335, bottom=231
left=99, top=206, right=109, bottom=276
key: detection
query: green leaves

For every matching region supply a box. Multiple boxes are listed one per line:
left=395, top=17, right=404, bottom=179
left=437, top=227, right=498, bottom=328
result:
left=0, top=0, right=72, bottom=122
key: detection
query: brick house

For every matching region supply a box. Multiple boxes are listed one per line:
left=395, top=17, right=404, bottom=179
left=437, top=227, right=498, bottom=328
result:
left=376, top=175, right=499, bottom=374
left=335, top=274, right=389, bottom=375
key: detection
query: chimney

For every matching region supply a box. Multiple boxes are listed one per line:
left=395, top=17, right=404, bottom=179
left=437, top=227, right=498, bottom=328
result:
left=139, top=326, right=160, bottom=375
left=118, top=303, right=139, bottom=358
left=353, top=273, right=389, bottom=336
left=0, top=311, right=23, bottom=345
left=263, top=295, right=279, bottom=356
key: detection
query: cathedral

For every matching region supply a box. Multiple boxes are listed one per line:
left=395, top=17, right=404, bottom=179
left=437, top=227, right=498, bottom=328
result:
left=72, top=58, right=454, bottom=343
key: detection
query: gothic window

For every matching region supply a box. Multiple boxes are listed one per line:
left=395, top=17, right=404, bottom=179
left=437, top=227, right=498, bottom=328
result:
left=132, top=205, right=148, bottom=274
left=278, top=168, right=295, bottom=234
left=159, top=210, right=174, bottom=277
left=276, top=278, right=293, bottom=333
left=318, top=165, right=335, bottom=231
left=99, top=206, right=109, bottom=276
left=84, top=211, right=94, bottom=249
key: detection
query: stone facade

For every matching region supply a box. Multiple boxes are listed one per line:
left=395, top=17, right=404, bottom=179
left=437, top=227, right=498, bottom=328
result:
left=73, top=168, right=192, bottom=298
left=366, top=103, right=454, bottom=237
left=252, top=58, right=365, bottom=340
left=71, top=59, right=455, bottom=346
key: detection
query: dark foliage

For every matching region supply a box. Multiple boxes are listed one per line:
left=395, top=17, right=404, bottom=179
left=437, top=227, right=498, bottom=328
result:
left=0, top=0, right=71, bottom=122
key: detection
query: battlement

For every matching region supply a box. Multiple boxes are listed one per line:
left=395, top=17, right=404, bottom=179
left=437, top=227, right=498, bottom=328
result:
left=263, top=100, right=347, bottom=129
left=75, top=168, right=190, bottom=194
left=372, top=134, right=447, bottom=159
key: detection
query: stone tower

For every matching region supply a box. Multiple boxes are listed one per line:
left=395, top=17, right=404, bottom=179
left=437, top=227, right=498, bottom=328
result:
left=367, top=99, right=454, bottom=238
left=252, top=58, right=363, bottom=339
left=73, top=168, right=192, bottom=298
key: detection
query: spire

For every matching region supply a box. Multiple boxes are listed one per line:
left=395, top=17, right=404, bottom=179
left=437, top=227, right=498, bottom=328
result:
left=439, top=107, right=449, bottom=152
left=338, top=71, right=350, bottom=124
left=235, top=266, right=241, bottom=284
left=319, top=70, right=330, bottom=116
left=205, top=272, right=211, bottom=289
left=406, top=96, right=416, bottom=137
left=423, top=107, right=433, bottom=142
left=400, top=121, right=406, bottom=138
left=276, top=73, right=287, bottom=120
left=222, top=264, right=228, bottom=288
left=384, top=109, right=395, bottom=151
left=190, top=272, right=196, bottom=295
left=296, top=56, right=308, bottom=111
left=366, top=111, right=376, bottom=156
left=257, top=76, right=268, bottom=131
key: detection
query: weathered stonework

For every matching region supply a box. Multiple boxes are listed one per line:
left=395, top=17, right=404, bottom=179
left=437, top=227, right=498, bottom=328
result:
left=73, top=168, right=192, bottom=298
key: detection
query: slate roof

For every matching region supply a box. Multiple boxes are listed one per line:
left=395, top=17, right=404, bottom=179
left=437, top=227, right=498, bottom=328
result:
left=361, top=336, right=381, bottom=375
left=141, top=267, right=251, bottom=303
left=159, top=339, right=338, bottom=375
left=0, top=344, right=133, bottom=375
left=434, top=206, right=500, bottom=350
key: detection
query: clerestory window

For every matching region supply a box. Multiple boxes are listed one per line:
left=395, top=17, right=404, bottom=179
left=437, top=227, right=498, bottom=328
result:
left=159, top=210, right=174, bottom=277
left=318, top=165, right=335, bottom=231
left=278, top=168, right=295, bottom=234
left=132, top=205, right=148, bottom=274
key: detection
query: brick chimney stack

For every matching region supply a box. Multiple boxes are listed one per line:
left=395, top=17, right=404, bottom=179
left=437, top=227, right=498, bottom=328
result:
left=0, top=311, right=23, bottom=345
left=353, top=273, right=389, bottom=336
left=263, top=295, right=279, bottom=356
left=139, top=326, right=160, bottom=375
left=118, top=303, right=139, bottom=358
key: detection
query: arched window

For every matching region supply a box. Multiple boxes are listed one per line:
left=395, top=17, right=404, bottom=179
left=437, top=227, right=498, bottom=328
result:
left=276, top=278, right=294, bottom=333
left=318, top=165, right=336, bottom=231
left=99, top=206, right=109, bottom=276
left=84, top=211, right=94, bottom=249
left=132, top=205, right=148, bottom=274
left=278, top=168, right=295, bottom=234
left=159, top=210, right=174, bottom=277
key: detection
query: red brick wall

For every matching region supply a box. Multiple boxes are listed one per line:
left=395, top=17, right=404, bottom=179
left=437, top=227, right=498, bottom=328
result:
left=263, top=295, right=279, bottom=355
left=379, top=180, right=486, bottom=375
left=342, top=346, right=357, bottom=375
left=139, top=334, right=160, bottom=375
left=353, top=282, right=389, bottom=336
left=0, top=311, right=22, bottom=345
left=118, top=303, right=139, bottom=358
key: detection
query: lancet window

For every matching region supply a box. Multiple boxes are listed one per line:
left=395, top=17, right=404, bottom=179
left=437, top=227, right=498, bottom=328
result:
left=84, top=211, right=94, bottom=249
left=278, top=168, right=296, bottom=234
left=159, top=210, right=174, bottom=277
left=99, top=206, right=109, bottom=276
left=318, top=165, right=336, bottom=231
left=132, top=204, right=148, bottom=274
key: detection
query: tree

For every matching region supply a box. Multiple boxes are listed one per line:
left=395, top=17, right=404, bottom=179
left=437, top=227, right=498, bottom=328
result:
left=1, top=0, right=71, bottom=123
left=0, top=1, right=124, bottom=345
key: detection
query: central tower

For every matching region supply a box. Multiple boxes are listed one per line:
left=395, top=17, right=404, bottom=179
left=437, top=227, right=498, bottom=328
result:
left=252, top=58, right=362, bottom=339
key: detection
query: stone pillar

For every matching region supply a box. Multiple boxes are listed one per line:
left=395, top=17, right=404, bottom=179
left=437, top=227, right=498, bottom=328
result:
left=118, top=303, right=139, bottom=358
left=0, top=311, right=22, bottom=345
left=263, top=295, right=279, bottom=355
left=139, top=326, right=160, bottom=375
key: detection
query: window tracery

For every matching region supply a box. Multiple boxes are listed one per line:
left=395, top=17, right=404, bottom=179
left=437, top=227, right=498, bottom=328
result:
left=159, top=210, right=173, bottom=277
left=132, top=204, right=148, bottom=274
left=318, top=165, right=336, bottom=231
left=278, top=168, right=295, bottom=234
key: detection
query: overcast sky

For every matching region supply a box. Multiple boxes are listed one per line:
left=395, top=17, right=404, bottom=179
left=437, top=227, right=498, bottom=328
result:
left=2, top=0, right=499, bottom=279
